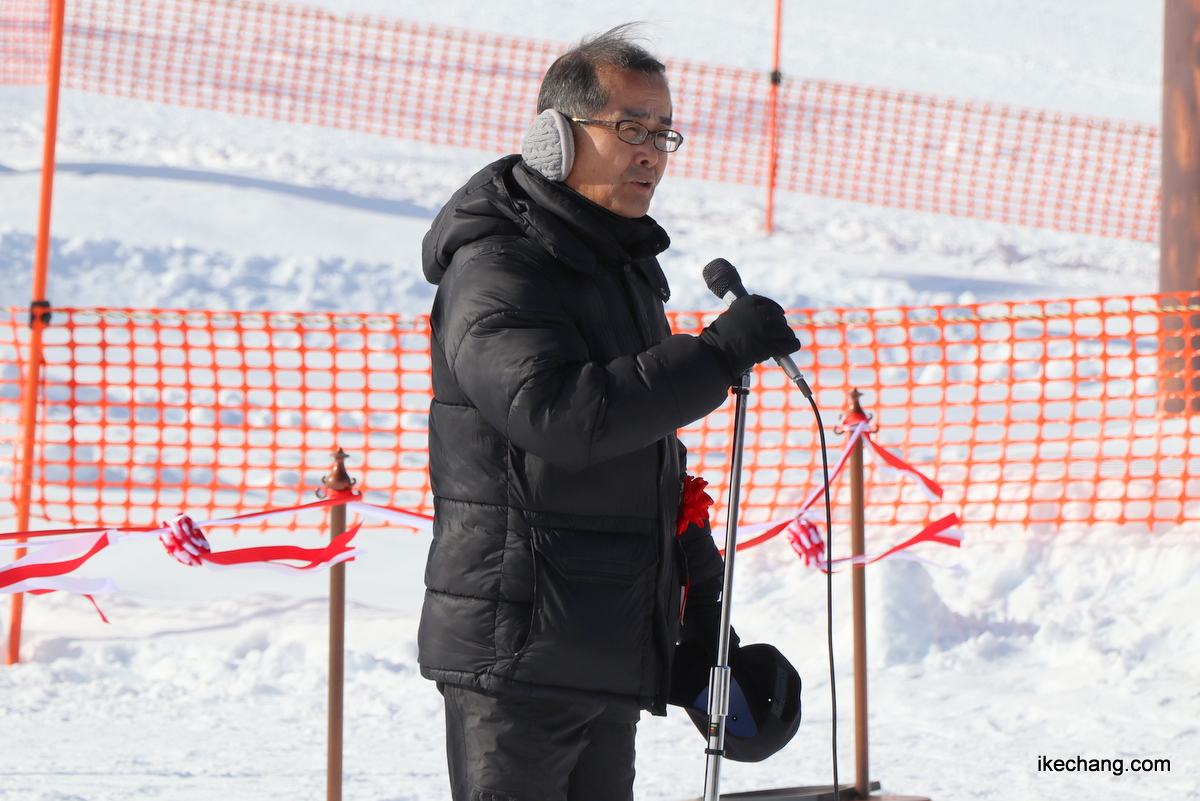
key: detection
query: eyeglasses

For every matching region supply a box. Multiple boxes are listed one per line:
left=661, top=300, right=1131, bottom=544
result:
left=570, top=118, right=685, bottom=153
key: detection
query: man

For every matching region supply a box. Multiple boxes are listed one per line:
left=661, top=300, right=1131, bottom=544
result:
left=418, top=24, right=801, bottom=801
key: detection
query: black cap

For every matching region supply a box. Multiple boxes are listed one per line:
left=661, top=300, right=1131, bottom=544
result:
left=681, top=643, right=803, bottom=763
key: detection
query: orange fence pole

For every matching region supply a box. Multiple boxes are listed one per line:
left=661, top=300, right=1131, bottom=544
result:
left=7, top=0, right=67, bottom=667
left=764, top=0, right=783, bottom=234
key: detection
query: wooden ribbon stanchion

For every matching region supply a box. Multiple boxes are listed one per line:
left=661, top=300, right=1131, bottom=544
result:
left=321, top=449, right=355, bottom=801
left=844, top=390, right=873, bottom=799
left=836, top=390, right=931, bottom=801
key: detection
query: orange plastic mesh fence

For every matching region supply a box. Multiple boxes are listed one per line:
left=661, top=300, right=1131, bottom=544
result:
left=0, top=0, right=1159, bottom=241
left=773, top=82, right=1158, bottom=242
left=0, top=0, right=44, bottom=84
left=4, top=296, right=1200, bottom=536
left=0, top=309, right=435, bottom=531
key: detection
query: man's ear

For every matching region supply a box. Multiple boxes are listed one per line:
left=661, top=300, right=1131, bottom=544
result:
left=521, top=109, right=575, bottom=182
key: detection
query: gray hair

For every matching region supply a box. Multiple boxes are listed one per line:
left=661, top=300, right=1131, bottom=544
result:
left=536, top=24, right=666, bottom=118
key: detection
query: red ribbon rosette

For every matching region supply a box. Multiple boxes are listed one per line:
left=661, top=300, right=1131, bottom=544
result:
left=677, top=474, right=715, bottom=536
left=159, top=515, right=211, bottom=566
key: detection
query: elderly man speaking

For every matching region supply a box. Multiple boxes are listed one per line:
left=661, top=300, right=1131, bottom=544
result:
left=418, top=24, right=801, bottom=801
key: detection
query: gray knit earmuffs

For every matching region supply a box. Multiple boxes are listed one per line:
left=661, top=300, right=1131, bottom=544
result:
left=521, top=109, right=575, bottom=182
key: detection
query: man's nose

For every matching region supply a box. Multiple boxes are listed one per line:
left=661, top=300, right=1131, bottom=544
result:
left=634, top=139, right=660, bottom=167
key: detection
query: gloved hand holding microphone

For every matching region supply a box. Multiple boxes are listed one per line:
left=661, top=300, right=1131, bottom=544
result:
left=697, top=258, right=807, bottom=391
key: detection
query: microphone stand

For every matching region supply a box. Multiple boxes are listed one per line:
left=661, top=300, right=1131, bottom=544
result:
left=702, top=369, right=752, bottom=801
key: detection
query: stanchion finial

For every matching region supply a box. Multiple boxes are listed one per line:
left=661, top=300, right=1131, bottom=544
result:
left=848, top=387, right=865, bottom=416
left=322, top=448, right=356, bottom=493
left=838, top=388, right=875, bottom=433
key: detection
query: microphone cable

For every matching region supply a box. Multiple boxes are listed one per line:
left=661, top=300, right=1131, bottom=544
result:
left=806, top=392, right=840, bottom=798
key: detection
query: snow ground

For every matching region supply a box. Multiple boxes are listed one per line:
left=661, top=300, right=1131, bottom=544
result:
left=1, top=1, right=1194, bottom=799
left=4, top=535, right=1198, bottom=800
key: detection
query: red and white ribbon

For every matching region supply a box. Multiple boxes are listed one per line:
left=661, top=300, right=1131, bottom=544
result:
left=155, top=513, right=364, bottom=573
left=863, top=434, right=943, bottom=502
left=712, top=419, right=962, bottom=569
left=347, top=501, right=433, bottom=531
left=2, top=432, right=949, bottom=595
left=0, top=494, right=433, bottom=600
left=0, top=531, right=118, bottom=594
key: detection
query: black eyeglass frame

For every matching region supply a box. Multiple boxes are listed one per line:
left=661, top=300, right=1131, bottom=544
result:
left=570, top=118, right=685, bottom=153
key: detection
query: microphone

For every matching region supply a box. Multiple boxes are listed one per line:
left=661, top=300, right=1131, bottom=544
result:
left=703, top=258, right=812, bottom=399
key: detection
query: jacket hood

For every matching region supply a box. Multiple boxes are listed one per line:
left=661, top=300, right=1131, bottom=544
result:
left=422, top=155, right=671, bottom=299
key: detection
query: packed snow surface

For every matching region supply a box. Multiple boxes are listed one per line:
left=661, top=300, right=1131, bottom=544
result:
left=1, top=1, right=1194, bottom=799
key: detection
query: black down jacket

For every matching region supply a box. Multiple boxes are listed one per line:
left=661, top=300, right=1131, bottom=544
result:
left=418, top=155, right=733, bottom=714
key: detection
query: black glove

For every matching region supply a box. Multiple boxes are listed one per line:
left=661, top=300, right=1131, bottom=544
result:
left=669, top=571, right=740, bottom=708
left=699, top=294, right=801, bottom=381
left=669, top=626, right=742, bottom=708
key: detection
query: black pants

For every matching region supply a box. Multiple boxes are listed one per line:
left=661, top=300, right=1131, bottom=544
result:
left=442, top=684, right=640, bottom=801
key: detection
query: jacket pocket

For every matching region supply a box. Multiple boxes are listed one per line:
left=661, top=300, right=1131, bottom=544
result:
left=510, top=526, right=656, bottom=696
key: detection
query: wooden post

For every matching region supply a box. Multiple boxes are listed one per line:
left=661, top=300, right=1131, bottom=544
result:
left=846, top=390, right=869, bottom=799
left=1161, top=0, right=1200, bottom=292
left=7, top=0, right=68, bottom=667
left=322, top=449, right=354, bottom=801
left=764, top=0, right=784, bottom=234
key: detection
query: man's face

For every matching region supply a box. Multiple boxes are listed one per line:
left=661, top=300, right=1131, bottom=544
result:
left=564, top=67, right=673, bottom=219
